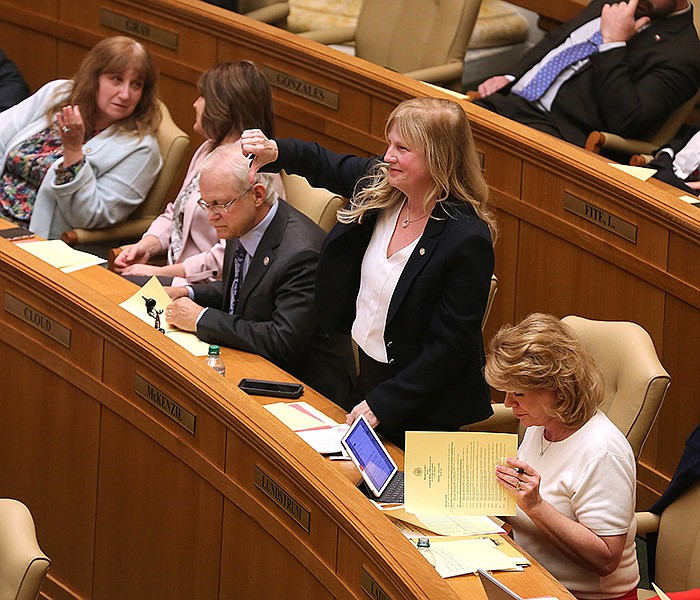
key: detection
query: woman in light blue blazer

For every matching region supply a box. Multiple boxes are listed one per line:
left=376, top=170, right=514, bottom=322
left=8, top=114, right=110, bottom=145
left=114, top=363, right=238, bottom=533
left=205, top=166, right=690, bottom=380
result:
left=0, top=36, right=162, bottom=239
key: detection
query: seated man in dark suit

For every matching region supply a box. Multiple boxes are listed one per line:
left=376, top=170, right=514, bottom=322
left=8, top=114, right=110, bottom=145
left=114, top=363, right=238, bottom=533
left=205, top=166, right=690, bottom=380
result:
left=647, top=124, right=700, bottom=196
left=475, top=0, right=700, bottom=148
left=164, top=144, right=354, bottom=403
left=0, top=49, right=29, bottom=112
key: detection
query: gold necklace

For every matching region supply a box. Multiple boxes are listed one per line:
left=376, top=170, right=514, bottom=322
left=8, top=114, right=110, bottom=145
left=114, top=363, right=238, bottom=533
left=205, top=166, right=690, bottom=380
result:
left=540, top=431, right=554, bottom=456
left=401, top=199, right=429, bottom=228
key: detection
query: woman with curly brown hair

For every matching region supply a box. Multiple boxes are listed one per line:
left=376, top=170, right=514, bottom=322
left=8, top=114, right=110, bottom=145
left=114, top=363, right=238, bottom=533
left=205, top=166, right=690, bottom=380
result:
left=0, top=36, right=161, bottom=239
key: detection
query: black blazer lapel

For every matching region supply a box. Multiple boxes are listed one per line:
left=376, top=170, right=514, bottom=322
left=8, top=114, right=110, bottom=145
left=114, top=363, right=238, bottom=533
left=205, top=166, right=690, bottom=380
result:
left=236, top=201, right=286, bottom=312
left=386, top=205, right=448, bottom=323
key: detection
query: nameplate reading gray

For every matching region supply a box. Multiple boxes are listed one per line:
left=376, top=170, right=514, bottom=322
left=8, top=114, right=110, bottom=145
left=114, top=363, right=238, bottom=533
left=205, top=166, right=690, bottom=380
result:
left=361, top=569, right=392, bottom=600
left=254, top=467, right=310, bottom=532
left=262, top=66, right=339, bottom=110
left=564, top=192, right=637, bottom=244
left=4, top=294, right=71, bottom=347
left=134, top=374, right=196, bottom=434
left=100, top=9, right=179, bottom=50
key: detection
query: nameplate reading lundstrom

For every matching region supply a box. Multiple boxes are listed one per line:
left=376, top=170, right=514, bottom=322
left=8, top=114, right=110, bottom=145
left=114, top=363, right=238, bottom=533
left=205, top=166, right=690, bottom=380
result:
left=564, top=192, right=637, bottom=243
left=134, top=374, right=196, bottom=434
left=261, top=66, right=339, bottom=110
left=4, top=293, right=71, bottom=347
left=254, top=467, right=310, bottom=532
left=100, top=9, right=178, bottom=50
left=361, top=569, right=392, bottom=600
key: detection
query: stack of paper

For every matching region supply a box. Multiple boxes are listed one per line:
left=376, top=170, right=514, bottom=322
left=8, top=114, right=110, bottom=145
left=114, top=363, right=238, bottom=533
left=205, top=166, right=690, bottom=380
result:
left=264, top=401, right=348, bottom=454
left=17, top=239, right=106, bottom=272
left=119, top=277, right=210, bottom=356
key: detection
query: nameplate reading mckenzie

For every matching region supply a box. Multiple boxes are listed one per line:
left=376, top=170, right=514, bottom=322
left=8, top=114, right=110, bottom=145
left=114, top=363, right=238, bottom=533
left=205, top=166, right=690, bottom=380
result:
left=134, top=374, right=196, bottom=434
left=254, top=467, right=310, bottom=532
left=4, top=293, right=71, bottom=347
left=261, top=66, right=339, bottom=110
left=100, top=9, right=178, bottom=50
left=564, top=192, right=638, bottom=243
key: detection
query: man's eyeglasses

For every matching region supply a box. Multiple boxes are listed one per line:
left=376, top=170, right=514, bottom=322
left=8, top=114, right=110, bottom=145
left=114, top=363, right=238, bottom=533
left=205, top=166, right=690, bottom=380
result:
left=197, top=187, right=252, bottom=213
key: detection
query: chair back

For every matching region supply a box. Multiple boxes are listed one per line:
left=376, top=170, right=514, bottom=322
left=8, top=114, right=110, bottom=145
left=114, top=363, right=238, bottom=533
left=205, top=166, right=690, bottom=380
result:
left=280, top=171, right=345, bottom=233
left=0, top=499, right=50, bottom=600
left=654, top=481, right=700, bottom=591
left=131, top=99, right=190, bottom=223
left=355, top=0, right=481, bottom=74
left=561, top=315, right=670, bottom=459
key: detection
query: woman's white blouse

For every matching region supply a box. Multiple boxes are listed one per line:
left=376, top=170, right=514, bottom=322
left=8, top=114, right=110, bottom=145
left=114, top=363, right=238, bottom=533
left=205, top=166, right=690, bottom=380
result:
left=352, top=202, right=419, bottom=363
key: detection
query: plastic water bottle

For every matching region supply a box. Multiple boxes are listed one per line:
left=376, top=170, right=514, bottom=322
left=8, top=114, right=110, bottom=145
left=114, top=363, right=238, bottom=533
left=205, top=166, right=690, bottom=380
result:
left=416, top=537, right=436, bottom=566
left=204, top=344, right=226, bottom=376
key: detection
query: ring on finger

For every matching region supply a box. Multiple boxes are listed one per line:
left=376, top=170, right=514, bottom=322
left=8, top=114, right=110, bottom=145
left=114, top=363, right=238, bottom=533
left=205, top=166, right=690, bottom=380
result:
left=62, top=126, right=71, bottom=134
left=516, top=481, right=521, bottom=491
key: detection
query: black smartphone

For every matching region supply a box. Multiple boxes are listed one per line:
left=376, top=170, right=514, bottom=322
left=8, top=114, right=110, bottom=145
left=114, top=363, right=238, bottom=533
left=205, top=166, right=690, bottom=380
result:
left=238, top=378, right=304, bottom=399
left=0, top=226, right=34, bottom=241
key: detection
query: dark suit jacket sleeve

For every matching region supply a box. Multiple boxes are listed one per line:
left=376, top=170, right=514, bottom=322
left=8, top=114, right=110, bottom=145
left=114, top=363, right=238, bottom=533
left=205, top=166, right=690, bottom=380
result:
left=0, top=50, right=29, bottom=112
left=588, top=39, right=700, bottom=139
left=365, top=230, right=494, bottom=432
left=270, top=138, right=376, bottom=199
left=194, top=248, right=321, bottom=364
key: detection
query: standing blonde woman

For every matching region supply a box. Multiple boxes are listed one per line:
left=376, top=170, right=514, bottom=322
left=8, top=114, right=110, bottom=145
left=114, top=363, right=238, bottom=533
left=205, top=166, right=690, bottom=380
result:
left=242, top=97, right=496, bottom=447
left=0, top=36, right=161, bottom=239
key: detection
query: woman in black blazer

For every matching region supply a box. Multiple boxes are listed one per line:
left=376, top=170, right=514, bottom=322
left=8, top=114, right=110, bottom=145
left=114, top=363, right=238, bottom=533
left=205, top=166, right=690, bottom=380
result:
left=242, top=97, right=496, bottom=448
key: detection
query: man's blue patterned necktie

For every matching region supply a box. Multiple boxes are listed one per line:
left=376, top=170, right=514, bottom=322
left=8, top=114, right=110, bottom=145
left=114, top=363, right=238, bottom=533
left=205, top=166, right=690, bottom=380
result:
left=516, top=31, right=604, bottom=102
left=229, top=241, right=246, bottom=315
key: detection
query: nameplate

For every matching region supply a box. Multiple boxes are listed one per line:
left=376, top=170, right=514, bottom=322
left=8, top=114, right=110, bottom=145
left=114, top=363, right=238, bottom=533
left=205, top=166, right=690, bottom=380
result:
left=134, top=374, right=196, bottom=434
left=563, top=193, right=637, bottom=244
left=4, top=293, right=71, bottom=347
left=254, top=467, right=310, bottom=532
left=361, top=569, right=392, bottom=600
left=261, top=66, right=339, bottom=110
left=100, top=9, right=179, bottom=50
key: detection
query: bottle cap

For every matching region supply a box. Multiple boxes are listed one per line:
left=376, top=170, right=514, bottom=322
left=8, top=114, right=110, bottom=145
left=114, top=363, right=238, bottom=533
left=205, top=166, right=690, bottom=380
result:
left=208, top=344, right=221, bottom=355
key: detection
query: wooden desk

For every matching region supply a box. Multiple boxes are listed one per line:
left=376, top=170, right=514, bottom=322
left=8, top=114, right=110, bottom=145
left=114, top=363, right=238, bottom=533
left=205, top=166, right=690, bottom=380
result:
left=2, top=0, right=698, bottom=543
left=0, top=224, right=574, bottom=599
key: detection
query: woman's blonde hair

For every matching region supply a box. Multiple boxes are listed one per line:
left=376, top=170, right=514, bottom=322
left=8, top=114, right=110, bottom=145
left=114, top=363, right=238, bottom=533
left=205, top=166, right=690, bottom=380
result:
left=485, top=313, right=604, bottom=429
left=197, top=60, right=275, bottom=146
left=48, top=36, right=160, bottom=137
left=337, top=97, right=496, bottom=240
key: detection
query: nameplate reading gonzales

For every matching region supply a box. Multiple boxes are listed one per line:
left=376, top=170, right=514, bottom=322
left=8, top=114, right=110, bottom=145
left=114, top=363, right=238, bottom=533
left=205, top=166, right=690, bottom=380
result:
left=4, top=293, right=71, bottom=347
left=261, top=66, right=339, bottom=110
left=134, top=374, right=196, bottom=434
left=563, top=192, right=637, bottom=243
left=100, top=9, right=178, bottom=50
left=254, top=467, right=310, bottom=532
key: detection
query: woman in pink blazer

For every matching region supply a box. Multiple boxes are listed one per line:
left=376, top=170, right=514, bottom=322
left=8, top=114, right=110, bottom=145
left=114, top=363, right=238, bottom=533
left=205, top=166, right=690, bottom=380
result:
left=114, top=60, right=277, bottom=285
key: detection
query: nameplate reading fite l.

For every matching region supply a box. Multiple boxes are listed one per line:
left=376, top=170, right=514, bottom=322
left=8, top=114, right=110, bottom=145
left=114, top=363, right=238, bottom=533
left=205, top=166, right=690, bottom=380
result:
left=254, top=467, right=311, bottom=532
left=100, top=9, right=178, bottom=50
left=134, top=374, right=196, bottom=434
left=361, top=569, right=392, bottom=600
left=563, top=193, right=637, bottom=243
left=4, top=293, right=71, bottom=347
left=261, top=66, right=339, bottom=110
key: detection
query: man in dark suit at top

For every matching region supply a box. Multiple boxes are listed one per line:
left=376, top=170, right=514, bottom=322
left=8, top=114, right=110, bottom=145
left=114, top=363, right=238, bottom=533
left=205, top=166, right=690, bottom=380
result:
left=164, top=144, right=354, bottom=403
left=475, top=0, right=700, bottom=147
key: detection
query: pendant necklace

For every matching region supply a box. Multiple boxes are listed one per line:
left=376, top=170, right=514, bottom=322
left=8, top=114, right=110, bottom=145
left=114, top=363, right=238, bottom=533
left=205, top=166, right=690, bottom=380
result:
left=540, top=431, right=554, bottom=456
left=401, top=199, right=428, bottom=228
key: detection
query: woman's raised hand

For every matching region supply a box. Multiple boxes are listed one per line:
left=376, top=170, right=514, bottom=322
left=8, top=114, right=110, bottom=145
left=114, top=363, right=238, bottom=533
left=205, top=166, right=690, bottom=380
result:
left=240, top=128, right=278, bottom=183
left=56, top=105, right=86, bottom=167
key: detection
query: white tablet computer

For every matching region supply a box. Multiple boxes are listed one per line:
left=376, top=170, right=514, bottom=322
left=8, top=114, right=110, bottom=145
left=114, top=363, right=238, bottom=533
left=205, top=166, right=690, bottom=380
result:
left=341, top=414, right=404, bottom=503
